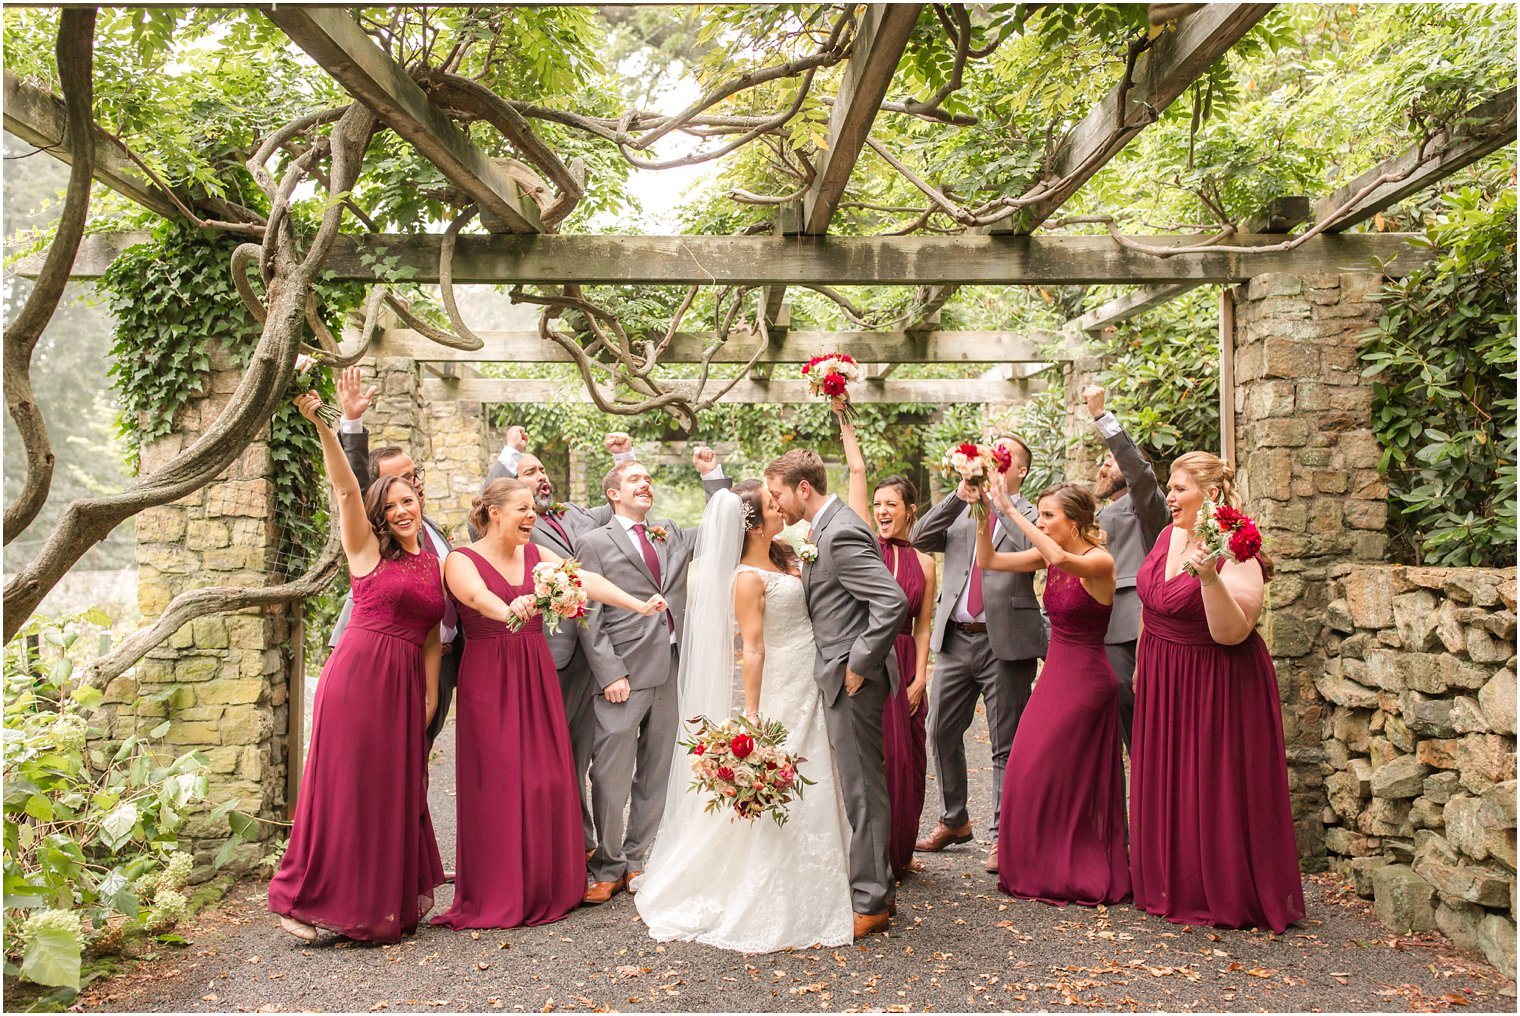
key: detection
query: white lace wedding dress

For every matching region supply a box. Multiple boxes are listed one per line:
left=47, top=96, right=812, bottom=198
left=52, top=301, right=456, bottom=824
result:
left=634, top=564, right=853, bottom=952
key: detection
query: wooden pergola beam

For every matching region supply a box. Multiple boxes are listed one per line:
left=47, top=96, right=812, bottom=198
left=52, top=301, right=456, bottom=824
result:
left=264, top=7, right=542, bottom=234
left=1315, top=89, right=1517, bottom=232
left=375, top=327, right=1070, bottom=364
left=914, top=3, right=1273, bottom=322
left=1068, top=195, right=1311, bottom=333
left=802, top=3, right=921, bottom=235
left=423, top=376, right=1037, bottom=406
left=3, top=70, right=183, bottom=222
left=26, top=231, right=1433, bottom=285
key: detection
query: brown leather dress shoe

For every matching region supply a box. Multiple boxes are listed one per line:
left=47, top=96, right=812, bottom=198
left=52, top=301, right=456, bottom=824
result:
left=581, top=875, right=626, bottom=905
left=853, top=911, right=891, bottom=939
left=625, top=870, right=643, bottom=896
left=915, top=822, right=973, bottom=852
left=985, top=844, right=999, bottom=873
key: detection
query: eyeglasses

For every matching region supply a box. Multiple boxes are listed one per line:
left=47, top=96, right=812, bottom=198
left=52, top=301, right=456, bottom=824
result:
left=403, top=468, right=425, bottom=485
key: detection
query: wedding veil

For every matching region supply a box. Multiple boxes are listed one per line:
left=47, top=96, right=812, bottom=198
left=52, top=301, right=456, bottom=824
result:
left=646, top=487, right=743, bottom=873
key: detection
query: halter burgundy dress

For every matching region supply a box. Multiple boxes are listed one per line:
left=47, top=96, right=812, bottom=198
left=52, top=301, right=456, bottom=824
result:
left=432, top=544, right=584, bottom=929
left=1129, top=527, right=1305, bottom=932
left=996, top=562, right=1130, bottom=906
left=268, top=547, right=446, bottom=942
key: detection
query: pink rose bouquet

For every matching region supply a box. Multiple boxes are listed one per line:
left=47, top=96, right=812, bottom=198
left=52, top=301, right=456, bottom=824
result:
left=679, top=714, right=814, bottom=826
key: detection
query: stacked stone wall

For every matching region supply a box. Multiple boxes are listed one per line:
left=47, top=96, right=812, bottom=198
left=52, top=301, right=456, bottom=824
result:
left=1231, top=272, right=1389, bottom=866
left=1319, top=564, right=1516, bottom=975
left=105, top=344, right=290, bottom=878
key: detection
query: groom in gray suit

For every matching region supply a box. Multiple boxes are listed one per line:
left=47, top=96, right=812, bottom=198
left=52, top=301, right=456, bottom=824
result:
left=577, top=453, right=731, bottom=904
left=766, top=448, right=908, bottom=939
left=911, top=435, right=1047, bottom=874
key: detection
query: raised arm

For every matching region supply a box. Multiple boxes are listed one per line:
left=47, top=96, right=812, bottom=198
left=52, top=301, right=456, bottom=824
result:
left=1086, top=385, right=1169, bottom=536
left=834, top=402, right=869, bottom=523
left=734, top=571, right=766, bottom=721
left=974, top=499, right=1043, bottom=573
left=910, top=482, right=973, bottom=553
left=296, top=394, right=378, bottom=573
left=335, top=366, right=378, bottom=490
left=989, top=478, right=1114, bottom=580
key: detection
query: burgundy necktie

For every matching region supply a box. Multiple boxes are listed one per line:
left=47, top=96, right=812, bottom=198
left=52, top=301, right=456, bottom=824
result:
left=634, top=523, right=674, bottom=633
left=543, top=514, right=571, bottom=548
left=967, top=562, right=985, bottom=618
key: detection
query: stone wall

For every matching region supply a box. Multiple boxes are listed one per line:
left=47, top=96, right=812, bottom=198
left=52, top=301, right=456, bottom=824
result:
left=1231, top=272, right=1389, bottom=865
left=426, top=394, right=488, bottom=539
left=1319, top=564, right=1516, bottom=974
left=107, top=343, right=291, bottom=878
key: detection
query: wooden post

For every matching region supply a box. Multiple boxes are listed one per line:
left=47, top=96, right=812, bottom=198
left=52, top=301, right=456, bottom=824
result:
left=1219, top=287, right=1237, bottom=466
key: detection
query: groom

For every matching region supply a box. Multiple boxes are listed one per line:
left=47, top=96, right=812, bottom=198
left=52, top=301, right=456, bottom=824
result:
left=765, top=449, right=908, bottom=939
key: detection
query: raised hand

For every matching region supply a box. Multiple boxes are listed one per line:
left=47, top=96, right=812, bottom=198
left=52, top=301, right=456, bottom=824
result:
left=605, top=431, right=634, bottom=457
left=955, top=478, right=980, bottom=504
left=337, top=366, right=379, bottom=421
left=691, top=444, right=717, bottom=474
left=504, top=424, right=528, bottom=452
left=1082, top=383, right=1106, bottom=418
left=293, top=392, right=327, bottom=428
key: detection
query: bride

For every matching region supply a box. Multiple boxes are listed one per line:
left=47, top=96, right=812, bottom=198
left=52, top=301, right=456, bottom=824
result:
left=633, top=482, right=853, bottom=951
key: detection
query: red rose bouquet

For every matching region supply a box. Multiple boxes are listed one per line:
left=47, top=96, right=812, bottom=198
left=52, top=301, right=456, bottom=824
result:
left=802, top=353, right=862, bottom=422
left=1188, top=499, right=1264, bottom=575
left=680, top=714, right=814, bottom=826
left=506, top=558, right=589, bottom=634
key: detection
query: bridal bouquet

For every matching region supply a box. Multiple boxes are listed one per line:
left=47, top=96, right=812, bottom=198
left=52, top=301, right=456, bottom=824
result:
left=680, top=714, right=815, bottom=827
left=506, top=558, right=589, bottom=634
left=937, top=442, right=1013, bottom=520
left=1187, top=500, right=1264, bottom=575
left=802, top=353, right=862, bottom=422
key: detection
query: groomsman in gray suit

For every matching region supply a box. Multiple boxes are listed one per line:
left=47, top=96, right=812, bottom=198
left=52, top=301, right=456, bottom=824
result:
left=1083, top=385, right=1169, bottom=748
left=910, top=435, right=1048, bottom=874
left=577, top=451, right=731, bottom=904
left=766, top=449, right=908, bottom=939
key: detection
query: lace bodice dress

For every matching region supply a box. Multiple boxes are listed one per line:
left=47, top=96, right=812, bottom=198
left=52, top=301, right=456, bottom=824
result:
left=634, top=565, right=853, bottom=952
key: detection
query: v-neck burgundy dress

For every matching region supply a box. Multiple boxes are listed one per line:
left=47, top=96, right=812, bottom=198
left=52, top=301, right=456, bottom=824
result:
left=1129, top=526, right=1305, bottom=932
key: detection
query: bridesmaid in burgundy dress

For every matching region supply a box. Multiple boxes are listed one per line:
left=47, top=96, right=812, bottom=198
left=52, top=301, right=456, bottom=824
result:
left=434, top=478, right=665, bottom=929
left=269, top=393, right=446, bottom=943
left=1130, top=451, right=1304, bottom=932
left=977, top=479, right=1130, bottom=907
left=839, top=409, right=935, bottom=881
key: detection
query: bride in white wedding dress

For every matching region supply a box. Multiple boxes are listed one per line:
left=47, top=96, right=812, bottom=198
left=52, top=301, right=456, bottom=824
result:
left=633, top=482, right=853, bottom=952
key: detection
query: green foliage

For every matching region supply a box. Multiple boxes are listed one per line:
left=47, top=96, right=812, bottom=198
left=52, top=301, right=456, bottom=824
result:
left=3, top=612, right=205, bottom=994
left=1360, top=187, right=1517, bottom=567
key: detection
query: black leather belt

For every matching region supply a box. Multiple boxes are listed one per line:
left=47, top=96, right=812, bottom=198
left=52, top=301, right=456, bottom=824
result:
left=953, top=621, right=988, bottom=634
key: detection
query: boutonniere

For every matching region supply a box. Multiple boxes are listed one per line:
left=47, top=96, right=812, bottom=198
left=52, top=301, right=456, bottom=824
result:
left=438, top=522, right=455, bottom=542
left=797, top=542, right=819, bottom=564
left=547, top=502, right=568, bottom=518
left=645, top=524, right=669, bottom=543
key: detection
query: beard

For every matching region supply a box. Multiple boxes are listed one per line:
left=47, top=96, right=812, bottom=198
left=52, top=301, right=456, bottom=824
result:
left=1094, top=475, right=1125, bottom=501
left=533, top=490, right=553, bottom=513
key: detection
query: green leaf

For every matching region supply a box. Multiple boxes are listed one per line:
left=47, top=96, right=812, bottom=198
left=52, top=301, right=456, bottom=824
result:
left=20, top=920, right=82, bottom=989
left=149, top=720, right=172, bottom=739
left=227, top=810, right=260, bottom=840
left=100, top=802, right=140, bottom=852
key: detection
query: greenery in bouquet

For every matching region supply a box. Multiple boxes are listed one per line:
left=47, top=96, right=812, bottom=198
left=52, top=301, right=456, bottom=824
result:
left=680, top=714, right=814, bottom=828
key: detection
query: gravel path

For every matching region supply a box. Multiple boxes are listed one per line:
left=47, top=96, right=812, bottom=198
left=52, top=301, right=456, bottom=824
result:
left=80, top=711, right=1513, bottom=1013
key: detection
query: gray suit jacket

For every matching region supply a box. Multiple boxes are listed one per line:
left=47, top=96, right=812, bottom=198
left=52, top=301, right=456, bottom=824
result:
left=574, top=476, right=732, bottom=691
left=803, top=499, right=910, bottom=704
left=525, top=503, right=612, bottom=670
left=911, top=490, right=1049, bottom=661
left=1095, top=416, right=1170, bottom=644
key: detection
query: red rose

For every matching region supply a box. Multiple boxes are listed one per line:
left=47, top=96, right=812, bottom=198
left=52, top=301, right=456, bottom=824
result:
left=730, top=733, right=755, bottom=759
left=957, top=442, right=981, bottom=458
left=692, top=743, right=706, bottom=756
left=716, top=765, right=735, bottom=782
left=1213, top=504, right=1248, bottom=530
left=1228, top=522, right=1262, bottom=561
left=991, top=444, right=1013, bottom=474
left=821, top=373, right=848, bottom=396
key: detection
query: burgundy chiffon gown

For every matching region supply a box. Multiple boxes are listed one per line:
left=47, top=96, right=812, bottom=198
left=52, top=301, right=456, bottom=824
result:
left=881, top=538, right=929, bottom=881
left=997, top=563, right=1131, bottom=906
left=268, top=547, right=446, bottom=942
left=433, top=545, right=584, bottom=929
left=1130, top=527, right=1305, bottom=932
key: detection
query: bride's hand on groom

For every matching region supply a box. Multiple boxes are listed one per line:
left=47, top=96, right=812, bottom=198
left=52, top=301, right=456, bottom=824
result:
left=637, top=594, right=668, bottom=616
left=845, top=668, right=865, bottom=697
